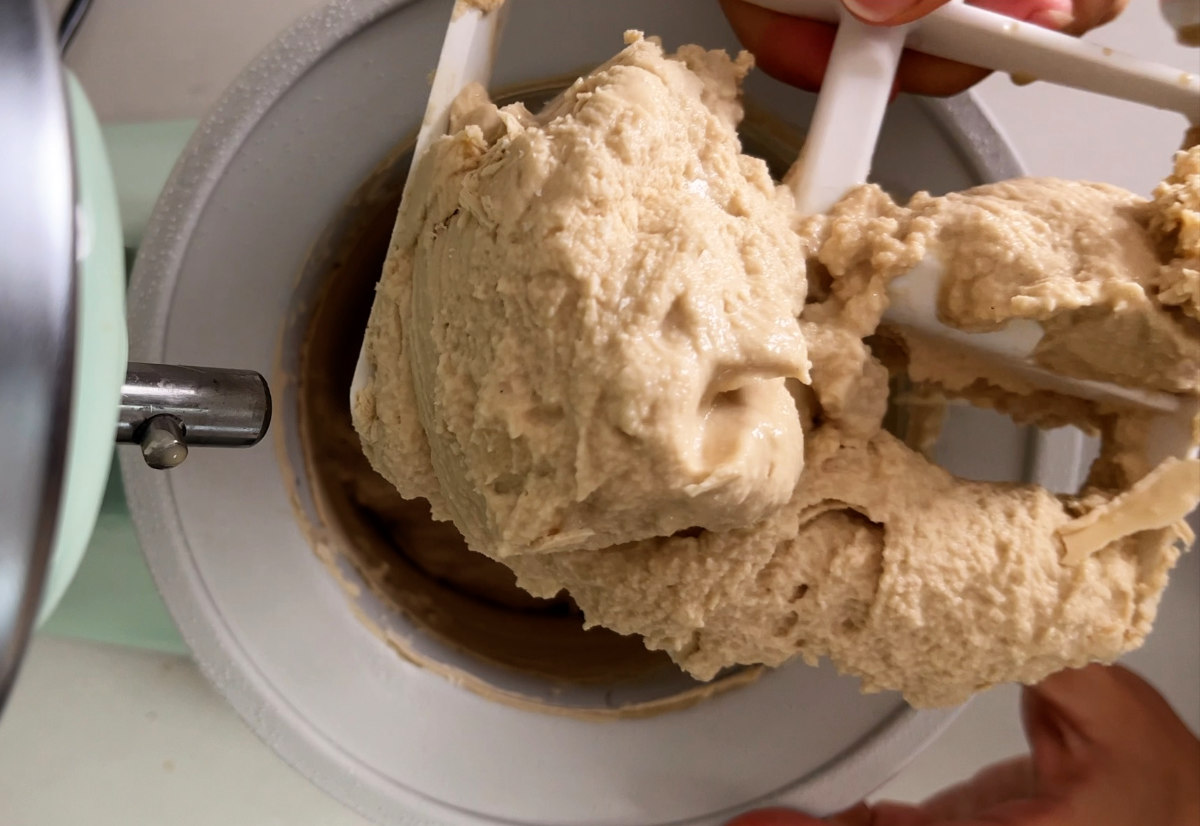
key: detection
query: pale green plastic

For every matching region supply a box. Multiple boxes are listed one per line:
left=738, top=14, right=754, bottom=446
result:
left=41, top=469, right=188, bottom=653
left=36, top=73, right=128, bottom=626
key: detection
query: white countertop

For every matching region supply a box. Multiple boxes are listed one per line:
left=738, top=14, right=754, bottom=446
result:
left=3, top=1, right=1198, bottom=824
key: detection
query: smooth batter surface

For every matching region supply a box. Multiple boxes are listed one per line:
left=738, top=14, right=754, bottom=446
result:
left=355, top=34, right=1200, bottom=707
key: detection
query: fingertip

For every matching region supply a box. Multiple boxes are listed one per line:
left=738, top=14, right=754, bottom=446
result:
left=895, top=51, right=990, bottom=96
left=970, top=0, right=1126, bottom=36
left=1023, top=689, right=1090, bottom=786
left=1060, top=0, right=1129, bottom=34
left=720, top=0, right=837, bottom=92
left=720, top=0, right=780, bottom=52
left=1029, top=662, right=1112, bottom=706
left=969, top=0, right=1073, bottom=30
left=841, top=0, right=953, bottom=26
left=1095, top=0, right=1131, bottom=27
left=1029, top=663, right=1164, bottom=747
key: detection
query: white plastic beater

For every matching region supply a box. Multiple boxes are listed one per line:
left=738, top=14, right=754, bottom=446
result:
left=352, top=0, right=1200, bottom=448
left=351, top=1, right=508, bottom=403
left=766, top=0, right=1197, bottom=425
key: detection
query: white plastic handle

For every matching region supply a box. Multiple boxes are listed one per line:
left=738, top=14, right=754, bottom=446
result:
left=354, top=1, right=507, bottom=404
left=789, top=13, right=908, bottom=214
left=402, top=2, right=508, bottom=200
left=777, top=0, right=1193, bottom=419
left=746, top=0, right=1200, bottom=120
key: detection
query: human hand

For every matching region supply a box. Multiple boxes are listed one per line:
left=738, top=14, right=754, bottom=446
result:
left=719, top=0, right=1131, bottom=95
left=726, top=664, right=1200, bottom=826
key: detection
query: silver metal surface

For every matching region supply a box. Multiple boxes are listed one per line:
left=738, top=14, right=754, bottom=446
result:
left=117, top=363, right=271, bottom=467
left=139, top=415, right=189, bottom=470
left=0, top=0, right=76, bottom=711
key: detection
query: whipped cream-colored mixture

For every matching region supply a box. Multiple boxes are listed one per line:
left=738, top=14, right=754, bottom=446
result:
left=354, top=33, right=1200, bottom=707
left=356, top=35, right=809, bottom=557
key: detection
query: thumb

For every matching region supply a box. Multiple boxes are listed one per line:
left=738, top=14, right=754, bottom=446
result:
left=1030, top=664, right=1161, bottom=749
left=1020, top=663, right=1136, bottom=786
left=969, top=0, right=1074, bottom=29
left=840, top=0, right=951, bottom=24
left=841, top=0, right=1075, bottom=28
left=1028, top=663, right=1197, bottom=764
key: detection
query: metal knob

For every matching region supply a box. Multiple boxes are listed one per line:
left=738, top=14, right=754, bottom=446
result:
left=117, top=363, right=272, bottom=469
left=139, top=415, right=188, bottom=470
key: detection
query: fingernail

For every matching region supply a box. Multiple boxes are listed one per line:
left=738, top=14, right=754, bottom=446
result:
left=970, top=0, right=1074, bottom=30
left=1028, top=8, right=1074, bottom=29
left=841, top=0, right=924, bottom=24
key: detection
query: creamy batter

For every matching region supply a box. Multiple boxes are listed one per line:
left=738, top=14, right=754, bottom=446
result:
left=356, top=34, right=809, bottom=558
left=295, top=86, right=766, bottom=721
left=803, top=171, right=1200, bottom=430
left=354, top=33, right=1200, bottom=707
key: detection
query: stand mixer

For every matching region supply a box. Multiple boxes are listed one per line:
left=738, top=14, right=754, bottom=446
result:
left=0, top=0, right=271, bottom=711
left=100, top=0, right=1199, bottom=822
left=2, top=0, right=1198, bottom=822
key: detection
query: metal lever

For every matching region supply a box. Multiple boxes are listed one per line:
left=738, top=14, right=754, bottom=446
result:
left=116, top=362, right=272, bottom=469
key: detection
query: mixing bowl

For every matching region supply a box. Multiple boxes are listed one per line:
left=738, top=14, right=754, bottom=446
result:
left=121, top=1, right=1082, bottom=823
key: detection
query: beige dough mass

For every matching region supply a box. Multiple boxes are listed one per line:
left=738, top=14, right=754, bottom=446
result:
left=354, top=33, right=1200, bottom=707
left=355, top=33, right=809, bottom=558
